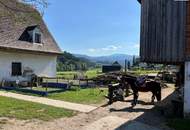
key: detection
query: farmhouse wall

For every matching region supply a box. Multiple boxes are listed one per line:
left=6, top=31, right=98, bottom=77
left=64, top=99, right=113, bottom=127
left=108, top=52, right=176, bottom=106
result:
left=0, top=51, right=57, bottom=82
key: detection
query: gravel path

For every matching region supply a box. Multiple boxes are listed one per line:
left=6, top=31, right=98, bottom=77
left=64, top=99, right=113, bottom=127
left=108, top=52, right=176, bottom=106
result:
left=0, top=91, right=97, bottom=113
left=0, top=86, right=175, bottom=130
left=82, top=116, right=129, bottom=130
left=81, top=116, right=162, bottom=130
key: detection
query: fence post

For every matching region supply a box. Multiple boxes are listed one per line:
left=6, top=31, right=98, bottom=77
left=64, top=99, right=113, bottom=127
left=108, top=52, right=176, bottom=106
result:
left=79, top=79, right=81, bottom=88
left=31, top=81, right=32, bottom=90
left=36, top=77, right=38, bottom=88
left=67, top=78, right=69, bottom=84
left=46, top=80, right=48, bottom=92
left=87, top=79, right=88, bottom=87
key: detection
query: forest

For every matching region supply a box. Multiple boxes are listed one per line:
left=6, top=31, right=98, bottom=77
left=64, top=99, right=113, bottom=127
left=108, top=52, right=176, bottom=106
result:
left=57, top=52, right=96, bottom=71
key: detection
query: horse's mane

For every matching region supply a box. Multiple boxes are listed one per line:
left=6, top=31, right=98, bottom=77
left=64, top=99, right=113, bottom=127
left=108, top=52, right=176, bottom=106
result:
left=121, top=75, right=137, bottom=85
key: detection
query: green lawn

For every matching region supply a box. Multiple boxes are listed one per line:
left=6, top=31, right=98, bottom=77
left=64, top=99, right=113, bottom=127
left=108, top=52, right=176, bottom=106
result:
left=48, top=88, right=107, bottom=105
left=57, top=69, right=159, bottom=79
left=167, top=119, right=190, bottom=130
left=85, top=69, right=101, bottom=79
left=0, top=96, right=74, bottom=121
left=57, top=71, right=78, bottom=79
left=57, top=68, right=101, bottom=79
left=3, top=87, right=108, bottom=105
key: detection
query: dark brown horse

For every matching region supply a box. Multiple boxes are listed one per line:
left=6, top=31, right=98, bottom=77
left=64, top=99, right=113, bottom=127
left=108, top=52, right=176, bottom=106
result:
left=121, top=76, right=161, bottom=106
left=107, top=75, right=161, bottom=107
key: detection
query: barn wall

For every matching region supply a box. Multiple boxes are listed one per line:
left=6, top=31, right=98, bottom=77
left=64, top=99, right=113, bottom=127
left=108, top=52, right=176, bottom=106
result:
left=0, top=50, right=57, bottom=82
left=140, top=0, right=186, bottom=63
left=102, top=65, right=121, bottom=73
left=186, top=1, right=190, bottom=59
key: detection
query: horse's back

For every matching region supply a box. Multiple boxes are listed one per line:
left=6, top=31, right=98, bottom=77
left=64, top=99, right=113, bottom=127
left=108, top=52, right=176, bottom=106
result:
left=146, top=81, right=161, bottom=90
left=138, top=81, right=161, bottom=92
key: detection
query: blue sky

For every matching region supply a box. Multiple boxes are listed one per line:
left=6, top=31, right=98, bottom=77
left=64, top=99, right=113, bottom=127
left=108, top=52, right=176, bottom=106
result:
left=44, top=0, right=141, bottom=56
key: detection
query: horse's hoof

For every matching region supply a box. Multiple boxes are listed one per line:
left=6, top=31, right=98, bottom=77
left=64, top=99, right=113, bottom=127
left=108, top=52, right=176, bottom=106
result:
left=131, top=103, right=136, bottom=107
left=131, top=104, right=136, bottom=108
left=108, top=101, right=113, bottom=105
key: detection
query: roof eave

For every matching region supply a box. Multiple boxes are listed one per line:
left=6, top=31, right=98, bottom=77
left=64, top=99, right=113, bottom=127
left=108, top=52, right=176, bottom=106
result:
left=137, top=0, right=141, bottom=4
left=0, top=46, right=63, bottom=55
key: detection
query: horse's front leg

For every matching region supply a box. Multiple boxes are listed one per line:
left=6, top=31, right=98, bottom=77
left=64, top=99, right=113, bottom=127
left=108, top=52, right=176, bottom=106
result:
left=132, top=92, right=138, bottom=107
left=125, top=84, right=130, bottom=97
left=108, top=85, right=114, bottom=104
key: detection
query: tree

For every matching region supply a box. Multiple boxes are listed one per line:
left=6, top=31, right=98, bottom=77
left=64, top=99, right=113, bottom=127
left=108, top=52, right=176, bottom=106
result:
left=21, top=0, right=48, bottom=15
left=0, top=0, right=48, bottom=15
left=57, top=52, right=95, bottom=71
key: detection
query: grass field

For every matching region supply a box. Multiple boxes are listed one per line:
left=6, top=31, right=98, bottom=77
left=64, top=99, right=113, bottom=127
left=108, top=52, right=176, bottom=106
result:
left=0, top=96, right=74, bottom=121
left=57, top=68, right=159, bottom=79
left=47, top=88, right=107, bottom=105
left=57, top=71, right=78, bottom=79
left=2, top=87, right=108, bottom=105
left=85, top=69, right=101, bottom=78
left=57, top=68, right=101, bottom=79
left=167, top=118, right=190, bottom=130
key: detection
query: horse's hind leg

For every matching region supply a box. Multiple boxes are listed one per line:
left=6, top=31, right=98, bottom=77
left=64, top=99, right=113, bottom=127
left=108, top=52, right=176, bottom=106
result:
left=132, top=92, right=138, bottom=107
left=151, top=93, right=155, bottom=103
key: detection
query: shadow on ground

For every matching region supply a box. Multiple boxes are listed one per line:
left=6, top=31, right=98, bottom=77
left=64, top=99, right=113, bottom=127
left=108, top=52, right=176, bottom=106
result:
left=109, top=89, right=179, bottom=130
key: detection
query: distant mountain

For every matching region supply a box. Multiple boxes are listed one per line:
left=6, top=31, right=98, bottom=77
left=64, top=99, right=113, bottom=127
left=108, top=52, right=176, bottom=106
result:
left=74, top=54, right=137, bottom=66
left=57, top=52, right=95, bottom=71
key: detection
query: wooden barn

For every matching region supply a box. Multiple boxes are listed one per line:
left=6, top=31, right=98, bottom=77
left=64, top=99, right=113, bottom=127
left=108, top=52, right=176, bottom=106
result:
left=138, top=0, right=190, bottom=117
left=102, top=61, right=122, bottom=73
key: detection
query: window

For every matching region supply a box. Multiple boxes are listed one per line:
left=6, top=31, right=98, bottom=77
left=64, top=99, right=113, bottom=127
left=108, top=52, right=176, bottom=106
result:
left=12, top=62, right=22, bottom=76
left=19, top=26, right=42, bottom=44
left=34, top=33, right=41, bottom=43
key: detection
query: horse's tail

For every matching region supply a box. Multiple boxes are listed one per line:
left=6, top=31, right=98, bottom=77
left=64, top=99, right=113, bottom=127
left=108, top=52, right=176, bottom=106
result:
left=156, top=82, right=162, bottom=101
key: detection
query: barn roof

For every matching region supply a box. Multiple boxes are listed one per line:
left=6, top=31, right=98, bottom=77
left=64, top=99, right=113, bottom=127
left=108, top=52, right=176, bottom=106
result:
left=112, top=61, right=121, bottom=66
left=0, top=0, right=62, bottom=54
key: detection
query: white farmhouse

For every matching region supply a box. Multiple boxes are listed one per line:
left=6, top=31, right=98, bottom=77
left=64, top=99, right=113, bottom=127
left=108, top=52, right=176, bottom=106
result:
left=0, top=0, right=62, bottom=83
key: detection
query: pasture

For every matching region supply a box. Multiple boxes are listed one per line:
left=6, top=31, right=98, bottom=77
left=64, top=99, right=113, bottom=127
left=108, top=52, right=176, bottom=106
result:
left=0, top=96, right=74, bottom=121
left=57, top=68, right=102, bottom=79
left=2, top=86, right=108, bottom=105
left=48, top=87, right=107, bottom=105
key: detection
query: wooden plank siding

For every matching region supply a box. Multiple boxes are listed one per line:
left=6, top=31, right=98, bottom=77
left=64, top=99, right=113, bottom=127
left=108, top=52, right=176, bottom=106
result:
left=186, top=1, right=190, bottom=59
left=139, top=0, right=187, bottom=64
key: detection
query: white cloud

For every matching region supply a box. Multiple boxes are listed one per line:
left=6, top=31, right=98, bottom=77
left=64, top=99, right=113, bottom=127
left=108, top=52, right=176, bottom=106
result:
left=88, top=48, right=97, bottom=52
left=102, top=45, right=122, bottom=51
left=88, top=45, right=122, bottom=53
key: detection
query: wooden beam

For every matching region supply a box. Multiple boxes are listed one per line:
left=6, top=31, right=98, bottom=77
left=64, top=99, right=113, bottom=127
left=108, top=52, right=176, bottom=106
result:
left=184, top=61, right=190, bottom=117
